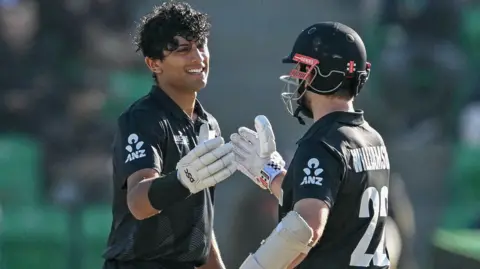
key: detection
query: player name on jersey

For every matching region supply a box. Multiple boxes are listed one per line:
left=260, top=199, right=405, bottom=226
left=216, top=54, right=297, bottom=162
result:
left=350, top=146, right=390, bottom=173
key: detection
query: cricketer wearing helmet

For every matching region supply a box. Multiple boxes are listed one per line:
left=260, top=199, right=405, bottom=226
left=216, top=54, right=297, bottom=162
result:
left=230, top=22, right=391, bottom=269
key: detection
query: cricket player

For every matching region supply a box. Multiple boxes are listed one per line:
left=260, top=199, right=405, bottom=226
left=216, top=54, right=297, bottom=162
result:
left=103, top=3, right=235, bottom=269
left=230, top=22, right=391, bottom=269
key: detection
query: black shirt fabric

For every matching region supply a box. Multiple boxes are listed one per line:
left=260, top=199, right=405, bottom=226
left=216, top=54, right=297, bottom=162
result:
left=280, top=110, right=391, bottom=269
left=103, top=86, right=220, bottom=268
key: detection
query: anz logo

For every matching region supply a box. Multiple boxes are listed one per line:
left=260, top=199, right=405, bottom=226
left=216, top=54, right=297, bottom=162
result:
left=125, top=133, right=146, bottom=163
left=300, top=158, right=323, bottom=186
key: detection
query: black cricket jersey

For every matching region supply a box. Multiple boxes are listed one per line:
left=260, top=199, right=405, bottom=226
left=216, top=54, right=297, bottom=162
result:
left=103, top=86, right=220, bottom=268
left=280, top=110, right=391, bottom=269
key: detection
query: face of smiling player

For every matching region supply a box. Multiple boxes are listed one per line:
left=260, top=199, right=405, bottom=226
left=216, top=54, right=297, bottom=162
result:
left=147, top=35, right=210, bottom=93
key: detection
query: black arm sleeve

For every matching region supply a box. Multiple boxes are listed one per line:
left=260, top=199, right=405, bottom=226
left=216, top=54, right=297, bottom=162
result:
left=148, top=113, right=220, bottom=210
left=148, top=170, right=191, bottom=210
left=292, top=140, right=345, bottom=208
left=114, top=110, right=164, bottom=188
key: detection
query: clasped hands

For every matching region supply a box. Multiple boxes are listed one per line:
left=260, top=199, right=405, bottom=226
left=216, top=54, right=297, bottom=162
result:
left=176, top=116, right=285, bottom=195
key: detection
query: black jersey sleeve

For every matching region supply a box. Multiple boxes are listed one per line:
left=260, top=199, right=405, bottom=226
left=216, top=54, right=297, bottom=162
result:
left=114, top=110, right=165, bottom=187
left=291, top=140, right=345, bottom=208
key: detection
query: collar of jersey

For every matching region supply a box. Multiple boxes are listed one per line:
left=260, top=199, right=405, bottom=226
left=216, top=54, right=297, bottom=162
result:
left=333, top=110, right=364, bottom=125
left=149, top=85, right=208, bottom=123
left=297, top=110, right=365, bottom=144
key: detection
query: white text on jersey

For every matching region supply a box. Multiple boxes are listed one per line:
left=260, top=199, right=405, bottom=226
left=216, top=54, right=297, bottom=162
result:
left=350, top=146, right=390, bottom=173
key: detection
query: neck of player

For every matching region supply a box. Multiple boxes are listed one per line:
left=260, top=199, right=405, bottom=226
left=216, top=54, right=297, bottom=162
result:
left=158, top=82, right=197, bottom=119
left=310, top=94, right=354, bottom=122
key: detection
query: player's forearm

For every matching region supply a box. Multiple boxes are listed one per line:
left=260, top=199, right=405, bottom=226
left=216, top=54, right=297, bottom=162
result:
left=288, top=222, right=326, bottom=267
left=287, top=229, right=319, bottom=268
left=127, top=177, right=158, bottom=220
left=197, top=232, right=226, bottom=269
left=270, top=169, right=287, bottom=203
left=286, top=199, right=330, bottom=268
left=147, top=171, right=191, bottom=210
left=128, top=171, right=190, bottom=219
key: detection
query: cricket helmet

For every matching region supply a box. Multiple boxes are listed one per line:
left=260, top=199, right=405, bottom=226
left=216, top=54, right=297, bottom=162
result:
left=280, top=22, right=371, bottom=124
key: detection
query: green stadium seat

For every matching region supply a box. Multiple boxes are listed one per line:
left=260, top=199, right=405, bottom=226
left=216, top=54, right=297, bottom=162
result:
left=81, top=205, right=112, bottom=269
left=440, top=144, right=480, bottom=229
left=451, top=144, right=480, bottom=200
left=433, top=229, right=480, bottom=262
left=0, top=205, right=69, bottom=269
left=102, top=70, right=152, bottom=120
left=461, top=5, right=480, bottom=65
left=0, top=135, right=42, bottom=205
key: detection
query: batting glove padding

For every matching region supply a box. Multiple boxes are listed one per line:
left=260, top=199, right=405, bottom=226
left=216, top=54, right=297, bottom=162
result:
left=177, top=125, right=236, bottom=194
left=239, top=211, right=314, bottom=269
left=230, top=115, right=285, bottom=190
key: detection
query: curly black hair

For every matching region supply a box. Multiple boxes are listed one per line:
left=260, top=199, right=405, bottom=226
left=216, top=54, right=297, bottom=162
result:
left=134, top=1, right=211, bottom=60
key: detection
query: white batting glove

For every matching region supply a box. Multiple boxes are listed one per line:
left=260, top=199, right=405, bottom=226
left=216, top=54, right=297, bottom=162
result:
left=230, top=115, right=285, bottom=191
left=177, top=124, right=237, bottom=194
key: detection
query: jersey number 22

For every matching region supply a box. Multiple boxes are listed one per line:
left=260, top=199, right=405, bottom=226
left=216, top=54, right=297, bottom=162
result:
left=350, top=186, right=390, bottom=267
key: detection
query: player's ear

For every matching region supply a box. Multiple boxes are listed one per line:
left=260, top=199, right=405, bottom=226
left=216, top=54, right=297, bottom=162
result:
left=145, top=57, right=163, bottom=75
